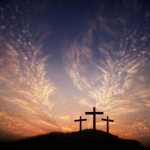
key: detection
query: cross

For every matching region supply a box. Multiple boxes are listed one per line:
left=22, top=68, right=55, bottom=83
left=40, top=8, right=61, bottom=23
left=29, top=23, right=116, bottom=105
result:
left=101, top=116, right=114, bottom=133
left=74, top=116, right=87, bottom=132
left=85, top=107, right=104, bottom=130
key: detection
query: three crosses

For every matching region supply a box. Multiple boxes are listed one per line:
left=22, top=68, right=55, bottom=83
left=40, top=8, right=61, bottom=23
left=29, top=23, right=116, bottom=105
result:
left=74, top=107, right=114, bottom=133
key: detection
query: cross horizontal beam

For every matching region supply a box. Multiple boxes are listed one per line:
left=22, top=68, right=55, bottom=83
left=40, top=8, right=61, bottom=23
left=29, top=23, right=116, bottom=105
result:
left=74, top=119, right=87, bottom=122
left=85, top=112, right=103, bottom=115
left=102, top=118, right=114, bottom=122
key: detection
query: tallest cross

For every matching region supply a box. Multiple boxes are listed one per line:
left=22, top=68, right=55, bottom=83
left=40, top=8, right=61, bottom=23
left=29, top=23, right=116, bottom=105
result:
left=85, top=107, right=104, bottom=130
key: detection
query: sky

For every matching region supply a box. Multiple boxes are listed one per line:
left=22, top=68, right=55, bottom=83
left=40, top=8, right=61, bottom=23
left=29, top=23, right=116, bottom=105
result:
left=0, top=0, right=150, bottom=147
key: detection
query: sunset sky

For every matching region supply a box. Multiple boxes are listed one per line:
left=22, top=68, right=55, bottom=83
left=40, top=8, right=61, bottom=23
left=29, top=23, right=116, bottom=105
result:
left=0, top=0, right=150, bottom=147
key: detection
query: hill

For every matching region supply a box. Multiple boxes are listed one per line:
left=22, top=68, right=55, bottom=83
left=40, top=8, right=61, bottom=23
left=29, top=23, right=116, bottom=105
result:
left=0, top=129, right=149, bottom=150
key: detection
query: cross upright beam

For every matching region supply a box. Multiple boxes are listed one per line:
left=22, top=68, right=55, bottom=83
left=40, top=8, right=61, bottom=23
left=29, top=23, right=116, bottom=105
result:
left=101, top=116, right=114, bottom=133
left=85, top=107, right=104, bottom=130
left=74, top=116, right=87, bottom=132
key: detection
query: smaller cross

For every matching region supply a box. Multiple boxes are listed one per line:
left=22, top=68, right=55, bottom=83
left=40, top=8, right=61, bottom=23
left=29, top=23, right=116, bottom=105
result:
left=74, top=116, right=87, bottom=132
left=101, top=116, right=114, bottom=133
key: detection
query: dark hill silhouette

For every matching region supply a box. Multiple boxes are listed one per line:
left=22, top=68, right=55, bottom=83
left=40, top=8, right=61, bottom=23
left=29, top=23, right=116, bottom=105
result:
left=0, top=129, right=149, bottom=150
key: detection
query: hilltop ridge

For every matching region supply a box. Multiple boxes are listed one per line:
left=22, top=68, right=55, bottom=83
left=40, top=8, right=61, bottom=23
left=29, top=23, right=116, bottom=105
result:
left=0, top=129, right=149, bottom=150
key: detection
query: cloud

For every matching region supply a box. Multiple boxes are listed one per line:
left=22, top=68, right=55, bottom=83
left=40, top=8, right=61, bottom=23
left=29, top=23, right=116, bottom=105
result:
left=0, top=7, right=60, bottom=138
left=79, top=98, right=93, bottom=108
left=64, top=0, right=150, bottom=140
left=59, top=115, right=71, bottom=121
left=0, top=39, right=61, bottom=138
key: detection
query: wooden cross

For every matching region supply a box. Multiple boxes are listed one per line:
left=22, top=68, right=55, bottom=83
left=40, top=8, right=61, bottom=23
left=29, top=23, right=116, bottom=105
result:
left=74, top=116, right=87, bottom=132
left=85, top=107, right=104, bottom=130
left=101, top=116, right=114, bottom=133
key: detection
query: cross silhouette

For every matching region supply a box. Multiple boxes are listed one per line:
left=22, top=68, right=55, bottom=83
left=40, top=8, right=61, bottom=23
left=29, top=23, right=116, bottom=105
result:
left=74, top=116, right=87, bottom=132
left=85, top=107, right=104, bottom=130
left=101, top=116, right=114, bottom=133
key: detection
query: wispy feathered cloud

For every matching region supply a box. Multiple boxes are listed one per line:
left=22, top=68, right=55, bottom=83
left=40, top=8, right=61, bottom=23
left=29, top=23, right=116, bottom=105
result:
left=0, top=2, right=61, bottom=138
left=64, top=1, right=150, bottom=139
left=0, top=37, right=61, bottom=138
